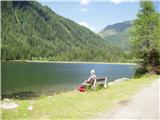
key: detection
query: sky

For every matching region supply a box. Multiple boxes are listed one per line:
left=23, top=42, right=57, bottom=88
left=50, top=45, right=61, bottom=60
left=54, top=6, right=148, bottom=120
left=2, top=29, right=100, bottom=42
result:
left=39, top=0, right=160, bottom=33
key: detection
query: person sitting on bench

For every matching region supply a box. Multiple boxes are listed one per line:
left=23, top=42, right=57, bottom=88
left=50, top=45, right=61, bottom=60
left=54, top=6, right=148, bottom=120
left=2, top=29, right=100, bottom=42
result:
left=78, top=69, right=96, bottom=91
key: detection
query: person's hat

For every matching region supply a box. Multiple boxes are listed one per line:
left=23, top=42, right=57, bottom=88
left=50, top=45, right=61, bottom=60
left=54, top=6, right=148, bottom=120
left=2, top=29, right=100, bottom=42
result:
left=90, top=69, right=95, bottom=75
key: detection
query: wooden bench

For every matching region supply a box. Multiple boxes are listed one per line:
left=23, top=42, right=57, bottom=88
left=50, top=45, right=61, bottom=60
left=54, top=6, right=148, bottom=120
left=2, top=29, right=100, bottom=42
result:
left=93, top=77, right=108, bottom=88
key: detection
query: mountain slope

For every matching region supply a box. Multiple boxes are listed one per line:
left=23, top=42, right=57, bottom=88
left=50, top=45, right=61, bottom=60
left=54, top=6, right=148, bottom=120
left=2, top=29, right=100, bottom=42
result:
left=1, top=1, right=124, bottom=62
left=98, top=20, right=133, bottom=51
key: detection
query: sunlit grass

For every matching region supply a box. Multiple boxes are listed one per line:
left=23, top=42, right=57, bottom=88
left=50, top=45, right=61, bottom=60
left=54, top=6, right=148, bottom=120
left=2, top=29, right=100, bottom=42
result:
left=2, top=74, right=158, bottom=119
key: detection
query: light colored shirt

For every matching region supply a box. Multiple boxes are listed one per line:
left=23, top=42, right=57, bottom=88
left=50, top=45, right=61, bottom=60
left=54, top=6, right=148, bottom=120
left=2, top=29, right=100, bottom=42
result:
left=87, top=74, right=96, bottom=82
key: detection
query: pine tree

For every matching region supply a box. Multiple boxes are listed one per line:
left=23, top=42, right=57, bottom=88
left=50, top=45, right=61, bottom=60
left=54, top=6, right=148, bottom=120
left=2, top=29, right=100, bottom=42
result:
left=131, top=0, right=160, bottom=74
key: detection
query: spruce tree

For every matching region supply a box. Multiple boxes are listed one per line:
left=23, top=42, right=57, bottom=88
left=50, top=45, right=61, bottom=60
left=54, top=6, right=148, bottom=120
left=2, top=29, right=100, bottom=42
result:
left=131, top=0, right=160, bottom=74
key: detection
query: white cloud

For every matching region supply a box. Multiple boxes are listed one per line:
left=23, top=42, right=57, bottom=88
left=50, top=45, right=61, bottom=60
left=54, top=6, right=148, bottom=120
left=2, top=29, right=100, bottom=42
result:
left=110, top=0, right=123, bottom=4
left=110, top=0, right=138, bottom=4
left=81, top=8, right=88, bottom=12
left=79, top=22, right=95, bottom=31
left=80, top=0, right=90, bottom=5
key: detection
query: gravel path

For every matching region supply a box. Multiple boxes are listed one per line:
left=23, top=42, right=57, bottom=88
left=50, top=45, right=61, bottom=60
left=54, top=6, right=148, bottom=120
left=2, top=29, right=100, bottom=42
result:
left=96, top=77, right=160, bottom=119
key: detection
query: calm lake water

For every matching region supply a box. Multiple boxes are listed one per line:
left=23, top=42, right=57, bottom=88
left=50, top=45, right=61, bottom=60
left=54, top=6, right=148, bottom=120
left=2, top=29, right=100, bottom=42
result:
left=1, top=62, right=136, bottom=97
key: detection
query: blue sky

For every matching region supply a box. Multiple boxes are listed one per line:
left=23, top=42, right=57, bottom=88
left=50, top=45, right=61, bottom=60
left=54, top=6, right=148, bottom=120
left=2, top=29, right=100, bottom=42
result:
left=39, top=0, right=160, bottom=33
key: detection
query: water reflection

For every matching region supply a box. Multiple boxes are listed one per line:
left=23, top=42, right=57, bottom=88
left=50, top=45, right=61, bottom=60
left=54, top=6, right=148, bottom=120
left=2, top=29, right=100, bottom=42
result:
left=2, top=62, right=136, bottom=98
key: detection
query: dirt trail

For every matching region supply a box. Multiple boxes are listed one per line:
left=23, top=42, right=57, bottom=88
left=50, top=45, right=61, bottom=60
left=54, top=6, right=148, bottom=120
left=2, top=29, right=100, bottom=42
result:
left=96, top=77, right=160, bottom=119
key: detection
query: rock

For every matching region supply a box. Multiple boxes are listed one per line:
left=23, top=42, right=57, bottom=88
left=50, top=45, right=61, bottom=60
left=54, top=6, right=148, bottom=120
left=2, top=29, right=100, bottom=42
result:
left=114, top=78, right=129, bottom=84
left=48, top=96, right=52, bottom=98
left=0, top=103, right=19, bottom=109
left=108, top=78, right=130, bottom=86
left=3, top=98, right=10, bottom=102
left=27, top=105, right=33, bottom=111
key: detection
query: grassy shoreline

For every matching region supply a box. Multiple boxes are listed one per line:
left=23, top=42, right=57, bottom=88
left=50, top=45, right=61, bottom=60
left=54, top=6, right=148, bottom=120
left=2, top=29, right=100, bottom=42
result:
left=1, top=74, right=158, bottom=119
left=2, top=60, right=137, bottom=65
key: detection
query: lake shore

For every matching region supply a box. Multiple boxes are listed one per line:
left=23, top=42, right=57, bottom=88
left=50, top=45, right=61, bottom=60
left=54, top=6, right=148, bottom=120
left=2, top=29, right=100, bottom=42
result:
left=2, top=60, right=137, bottom=65
left=1, top=74, right=158, bottom=119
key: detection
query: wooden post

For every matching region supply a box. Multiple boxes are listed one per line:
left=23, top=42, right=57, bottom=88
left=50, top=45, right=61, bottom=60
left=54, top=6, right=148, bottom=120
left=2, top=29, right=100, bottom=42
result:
left=93, top=79, right=97, bottom=88
left=104, top=77, right=107, bottom=88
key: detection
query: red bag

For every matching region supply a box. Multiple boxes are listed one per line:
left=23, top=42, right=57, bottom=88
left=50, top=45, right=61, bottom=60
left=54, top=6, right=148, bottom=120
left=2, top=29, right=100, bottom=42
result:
left=78, top=85, right=86, bottom=92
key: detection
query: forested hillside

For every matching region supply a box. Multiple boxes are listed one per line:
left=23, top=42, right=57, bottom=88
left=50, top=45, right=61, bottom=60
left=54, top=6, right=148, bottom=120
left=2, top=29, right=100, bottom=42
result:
left=1, top=1, right=126, bottom=62
left=99, top=21, right=133, bottom=51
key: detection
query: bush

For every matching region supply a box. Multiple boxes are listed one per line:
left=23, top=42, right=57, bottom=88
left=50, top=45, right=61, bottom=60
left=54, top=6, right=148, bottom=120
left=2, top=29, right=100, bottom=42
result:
left=86, top=84, right=105, bottom=92
left=134, top=67, right=147, bottom=78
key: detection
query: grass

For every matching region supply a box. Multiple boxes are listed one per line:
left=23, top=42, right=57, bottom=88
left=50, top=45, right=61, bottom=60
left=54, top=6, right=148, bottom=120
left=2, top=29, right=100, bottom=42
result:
left=1, top=74, right=159, bottom=119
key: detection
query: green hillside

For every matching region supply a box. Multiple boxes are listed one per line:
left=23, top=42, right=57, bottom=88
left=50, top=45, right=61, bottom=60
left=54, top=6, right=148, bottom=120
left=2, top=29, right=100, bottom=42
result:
left=1, top=1, right=126, bottom=62
left=98, top=20, right=133, bottom=51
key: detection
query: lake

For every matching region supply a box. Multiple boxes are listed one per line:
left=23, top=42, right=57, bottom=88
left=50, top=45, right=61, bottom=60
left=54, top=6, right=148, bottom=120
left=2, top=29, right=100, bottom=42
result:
left=1, top=62, right=136, bottom=98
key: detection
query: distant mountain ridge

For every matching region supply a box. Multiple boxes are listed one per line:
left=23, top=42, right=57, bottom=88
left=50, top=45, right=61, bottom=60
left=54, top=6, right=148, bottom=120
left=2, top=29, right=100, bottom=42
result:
left=102, top=20, right=132, bottom=32
left=1, top=1, right=125, bottom=62
left=98, top=20, right=133, bottom=51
